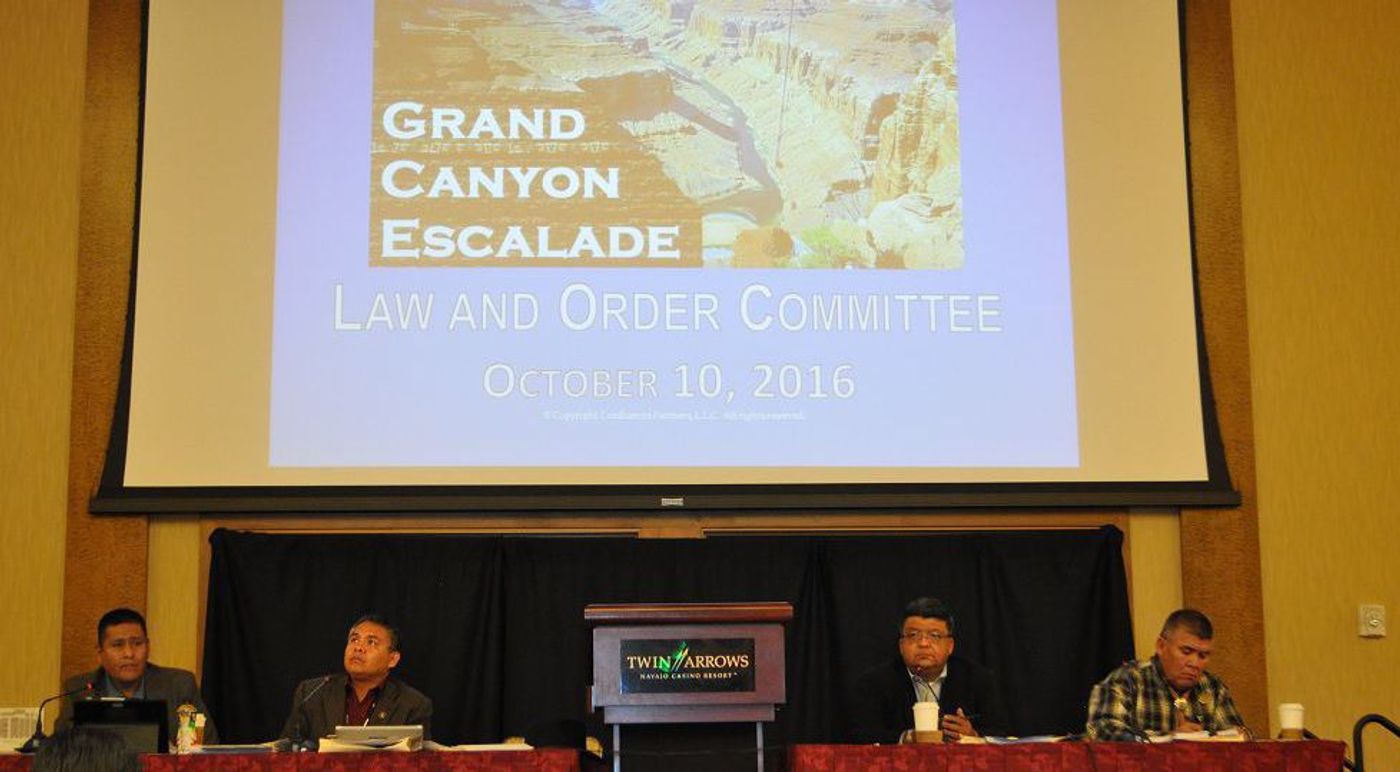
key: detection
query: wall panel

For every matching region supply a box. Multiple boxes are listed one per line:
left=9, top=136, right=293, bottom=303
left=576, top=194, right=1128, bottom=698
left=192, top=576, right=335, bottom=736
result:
left=1233, top=1, right=1400, bottom=768
left=1180, top=0, right=1268, bottom=733
left=59, top=0, right=148, bottom=683
left=0, top=1, right=87, bottom=723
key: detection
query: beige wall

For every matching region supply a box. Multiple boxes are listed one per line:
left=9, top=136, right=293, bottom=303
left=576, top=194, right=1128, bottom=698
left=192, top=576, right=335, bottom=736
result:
left=1127, top=510, right=1184, bottom=656
left=146, top=518, right=202, bottom=674
left=0, top=1, right=88, bottom=721
left=1233, top=1, right=1400, bottom=768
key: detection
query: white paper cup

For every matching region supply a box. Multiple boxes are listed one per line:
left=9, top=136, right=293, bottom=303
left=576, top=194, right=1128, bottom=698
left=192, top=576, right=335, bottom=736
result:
left=913, top=701, right=939, bottom=732
left=1278, top=703, right=1304, bottom=739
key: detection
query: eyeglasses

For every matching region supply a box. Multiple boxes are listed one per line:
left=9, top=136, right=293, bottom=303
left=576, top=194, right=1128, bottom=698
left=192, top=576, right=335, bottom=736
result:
left=900, top=631, right=952, bottom=643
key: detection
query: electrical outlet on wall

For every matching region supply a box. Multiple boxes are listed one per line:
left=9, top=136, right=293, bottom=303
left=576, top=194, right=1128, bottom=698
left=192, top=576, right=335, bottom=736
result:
left=1359, top=604, right=1386, bottom=638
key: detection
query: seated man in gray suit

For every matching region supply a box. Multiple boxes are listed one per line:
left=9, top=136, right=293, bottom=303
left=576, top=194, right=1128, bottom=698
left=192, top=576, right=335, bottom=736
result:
left=280, top=614, right=433, bottom=743
left=56, top=607, right=220, bottom=744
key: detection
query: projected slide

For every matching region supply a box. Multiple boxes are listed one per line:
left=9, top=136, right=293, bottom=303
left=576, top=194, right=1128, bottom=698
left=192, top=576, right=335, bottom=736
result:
left=268, top=0, right=1077, bottom=469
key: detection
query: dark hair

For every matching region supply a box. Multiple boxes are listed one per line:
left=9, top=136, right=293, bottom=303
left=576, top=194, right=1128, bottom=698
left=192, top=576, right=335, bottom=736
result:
left=34, top=727, right=139, bottom=772
left=901, top=597, right=956, bottom=636
left=96, top=608, right=146, bottom=647
left=349, top=613, right=400, bottom=651
left=1160, top=608, right=1214, bottom=640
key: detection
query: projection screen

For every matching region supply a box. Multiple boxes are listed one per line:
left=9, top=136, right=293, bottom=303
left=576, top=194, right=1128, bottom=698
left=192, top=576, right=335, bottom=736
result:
left=94, top=0, right=1237, bottom=511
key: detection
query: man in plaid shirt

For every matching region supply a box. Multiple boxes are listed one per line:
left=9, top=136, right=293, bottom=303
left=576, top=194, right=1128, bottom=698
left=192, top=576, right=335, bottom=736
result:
left=1086, top=609, right=1249, bottom=741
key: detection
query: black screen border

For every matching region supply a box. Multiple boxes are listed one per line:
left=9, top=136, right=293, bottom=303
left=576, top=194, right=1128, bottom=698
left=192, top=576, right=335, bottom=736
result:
left=91, top=0, right=1239, bottom=515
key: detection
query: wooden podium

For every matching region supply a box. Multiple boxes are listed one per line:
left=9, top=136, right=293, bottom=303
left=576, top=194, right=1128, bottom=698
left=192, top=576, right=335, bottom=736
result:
left=586, top=602, right=792, bottom=771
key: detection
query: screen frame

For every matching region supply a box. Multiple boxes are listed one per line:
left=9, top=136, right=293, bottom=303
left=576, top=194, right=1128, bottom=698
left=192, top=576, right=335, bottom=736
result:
left=90, top=0, right=1239, bottom=515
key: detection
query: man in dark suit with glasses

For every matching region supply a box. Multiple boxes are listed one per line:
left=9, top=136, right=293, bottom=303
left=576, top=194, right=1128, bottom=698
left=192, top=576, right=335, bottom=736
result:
left=849, top=596, right=1009, bottom=743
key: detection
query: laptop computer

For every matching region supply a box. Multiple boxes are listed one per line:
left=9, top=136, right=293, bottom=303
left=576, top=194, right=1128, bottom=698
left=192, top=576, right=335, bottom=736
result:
left=331, top=724, right=423, bottom=748
left=73, top=699, right=168, bottom=754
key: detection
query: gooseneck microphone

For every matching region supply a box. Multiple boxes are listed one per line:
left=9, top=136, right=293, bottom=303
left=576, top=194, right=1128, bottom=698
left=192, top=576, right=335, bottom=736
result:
left=16, top=681, right=94, bottom=753
left=285, top=675, right=333, bottom=752
left=298, top=675, right=333, bottom=708
left=1123, top=720, right=1154, bottom=743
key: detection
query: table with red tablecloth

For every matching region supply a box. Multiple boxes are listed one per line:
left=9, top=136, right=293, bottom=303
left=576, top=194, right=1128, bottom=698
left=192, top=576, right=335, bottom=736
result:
left=0, top=749, right=579, bottom=771
left=789, top=740, right=1346, bottom=771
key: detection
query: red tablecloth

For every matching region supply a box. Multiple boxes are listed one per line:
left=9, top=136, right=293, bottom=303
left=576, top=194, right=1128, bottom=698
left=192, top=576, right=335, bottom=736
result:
left=789, top=741, right=1347, bottom=771
left=0, top=749, right=578, bottom=771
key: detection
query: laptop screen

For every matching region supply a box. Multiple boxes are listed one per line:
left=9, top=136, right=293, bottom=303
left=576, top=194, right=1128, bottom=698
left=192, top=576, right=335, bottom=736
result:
left=73, top=699, right=168, bottom=754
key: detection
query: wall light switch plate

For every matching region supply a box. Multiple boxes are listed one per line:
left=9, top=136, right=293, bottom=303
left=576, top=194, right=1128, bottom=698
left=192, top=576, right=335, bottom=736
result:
left=1359, top=604, right=1386, bottom=638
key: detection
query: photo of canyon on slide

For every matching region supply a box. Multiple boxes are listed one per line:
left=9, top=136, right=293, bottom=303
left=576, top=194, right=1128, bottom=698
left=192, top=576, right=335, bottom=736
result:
left=371, top=0, right=963, bottom=270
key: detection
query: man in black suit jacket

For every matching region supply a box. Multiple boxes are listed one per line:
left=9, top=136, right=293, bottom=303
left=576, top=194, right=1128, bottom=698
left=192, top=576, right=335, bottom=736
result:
left=55, top=607, right=220, bottom=745
left=280, top=614, right=432, bottom=743
left=850, top=597, right=1009, bottom=743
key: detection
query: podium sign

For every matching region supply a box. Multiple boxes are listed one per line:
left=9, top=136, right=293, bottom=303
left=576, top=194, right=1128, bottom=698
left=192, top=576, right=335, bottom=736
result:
left=619, top=637, right=756, bottom=694
left=587, top=602, right=791, bottom=725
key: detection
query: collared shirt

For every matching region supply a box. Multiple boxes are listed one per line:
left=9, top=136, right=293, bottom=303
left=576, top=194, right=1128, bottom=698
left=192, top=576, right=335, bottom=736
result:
left=909, top=664, right=948, bottom=704
left=99, top=672, right=146, bottom=699
left=1086, top=656, right=1246, bottom=741
left=344, top=683, right=382, bottom=727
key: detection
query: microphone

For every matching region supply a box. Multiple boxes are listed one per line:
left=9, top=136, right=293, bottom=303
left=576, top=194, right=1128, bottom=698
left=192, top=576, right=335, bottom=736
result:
left=300, top=675, right=333, bottom=706
left=16, top=682, right=94, bottom=753
left=1123, top=720, right=1154, bottom=743
left=285, top=675, right=333, bottom=751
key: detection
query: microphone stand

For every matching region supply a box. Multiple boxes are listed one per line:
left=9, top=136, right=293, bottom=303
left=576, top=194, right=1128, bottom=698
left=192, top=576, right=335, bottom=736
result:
left=286, top=675, right=333, bottom=752
left=16, top=682, right=93, bottom=754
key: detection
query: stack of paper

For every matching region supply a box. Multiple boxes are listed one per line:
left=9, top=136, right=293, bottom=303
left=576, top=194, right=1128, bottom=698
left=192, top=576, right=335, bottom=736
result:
left=1162, top=728, right=1246, bottom=742
left=426, top=742, right=534, bottom=752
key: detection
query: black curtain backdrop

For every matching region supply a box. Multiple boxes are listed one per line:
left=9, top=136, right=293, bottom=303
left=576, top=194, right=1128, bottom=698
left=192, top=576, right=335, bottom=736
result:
left=202, top=527, right=1133, bottom=746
